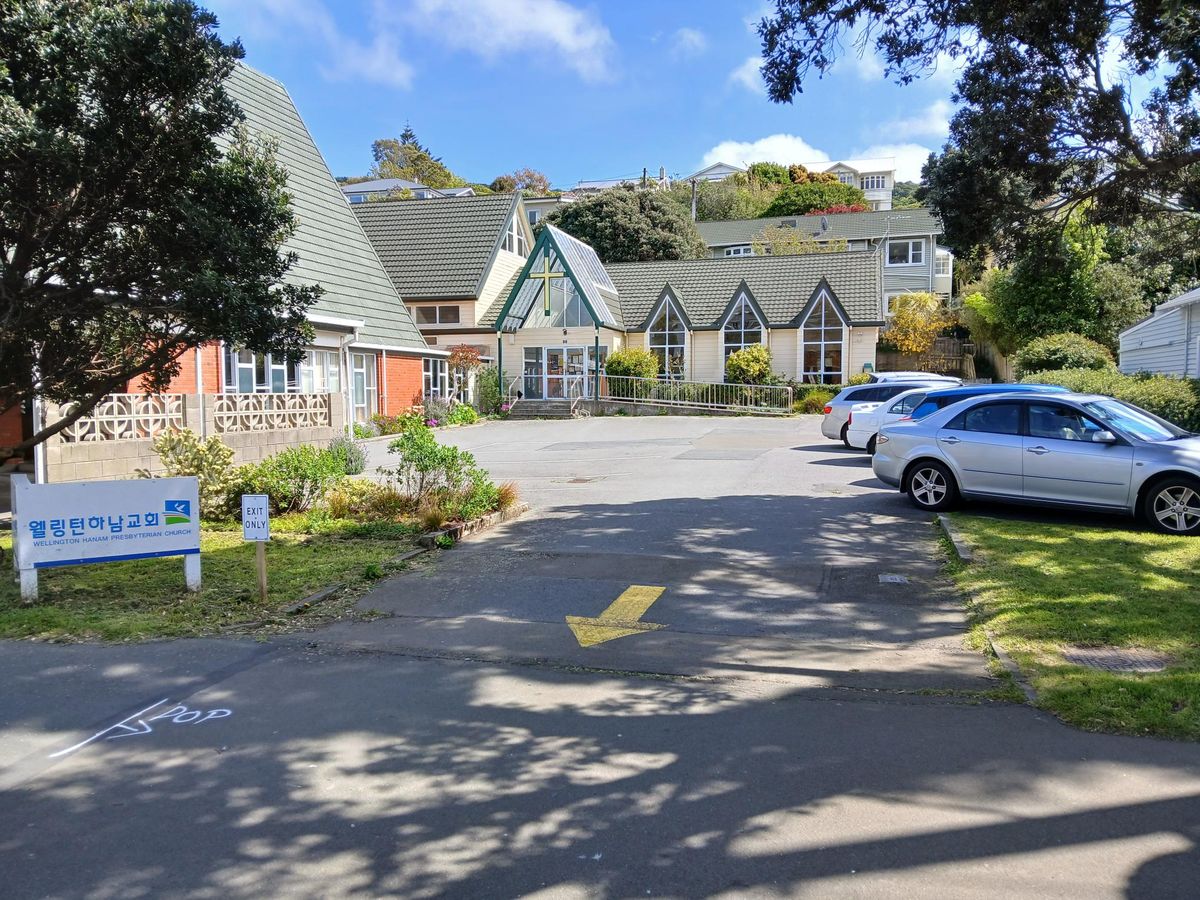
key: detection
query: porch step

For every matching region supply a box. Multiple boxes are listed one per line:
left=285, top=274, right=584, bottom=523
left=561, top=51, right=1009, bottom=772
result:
left=507, top=399, right=579, bottom=420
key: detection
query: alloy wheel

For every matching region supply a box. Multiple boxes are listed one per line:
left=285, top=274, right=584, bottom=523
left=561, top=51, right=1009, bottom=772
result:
left=911, top=467, right=948, bottom=507
left=1152, top=485, right=1200, bottom=533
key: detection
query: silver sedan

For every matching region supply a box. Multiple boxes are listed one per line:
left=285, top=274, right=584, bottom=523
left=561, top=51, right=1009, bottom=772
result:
left=871, top=392, right=1200, bottom=535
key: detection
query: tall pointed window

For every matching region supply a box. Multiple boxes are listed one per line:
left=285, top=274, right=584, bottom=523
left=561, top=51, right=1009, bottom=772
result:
left=648, top=297, right=686, bottom=379
left=801, top=293, right=845, bottom=384
left=723, top=294, right=763, bottom=361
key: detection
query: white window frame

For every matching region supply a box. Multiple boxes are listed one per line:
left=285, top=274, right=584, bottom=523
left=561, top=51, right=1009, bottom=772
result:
left=298, top=349, right=341, bottom=394
left=837, top=172, right=856, bottom=185
left=349, top=352, right=378, bottom=423
left=724, top=246, right=753, bottom=257
left=423, top=358, right=450, bottom=398
left=222, top=347, right=301, bottom=394
left=502, top=216, right=528, bottom=256
left=934, top=252, right=952, bottom=276
left=800, top=292, right=847, bottom=384
left=886, top=239, right=925, bottom=267
left=883, top=291, right=914, bottom=318
left=721, top=294, right=765, bottom=364
left=861, top=174, right=887, bottom=190
left=647, top=295, right=688, bottom=379
left=414, top=304, right=462, bottom=326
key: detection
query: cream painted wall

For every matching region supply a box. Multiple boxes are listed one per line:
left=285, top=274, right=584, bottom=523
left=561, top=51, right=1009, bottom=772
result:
left=847, top=326, right=880, bottom=377
left=497, top=327, right=623, bottom=385
left=477, top=249, right=526, bottom=322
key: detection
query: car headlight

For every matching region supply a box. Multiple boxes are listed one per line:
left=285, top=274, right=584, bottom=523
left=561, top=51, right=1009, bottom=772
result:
left=876, top=434, right=889, bottom=444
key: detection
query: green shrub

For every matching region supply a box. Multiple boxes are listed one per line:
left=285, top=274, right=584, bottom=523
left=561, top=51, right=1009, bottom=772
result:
left=352, top=422, right=378, bottom=439
left=141, top=428, right=236, bottom=520
left=725, top=344, right=776, bottom=385
left=422, top=396, right=453, bottom=427
left=794, top=390, right=835, bottom=414
left=446, top=468, right=501, bottom=522
left=1021, top=368, right=1200, bottom=431
left=232, top=445, right=345, bottom=514
left=371, top=413, right=421, bottom=435
left=475, top=366, right=503, bottom=414
left=379, top=424, right=477, bottom=501
left=1012, top=332, right=1115, bottom=378
left=605, top=348, right=660, bottom=380
left=324, top=478, right=412, bottom=520
left=846, top=372, right=872, bottom=386
left=447, top=403, right=479, bottom=426
left=327, top=436, right=366, bottom=475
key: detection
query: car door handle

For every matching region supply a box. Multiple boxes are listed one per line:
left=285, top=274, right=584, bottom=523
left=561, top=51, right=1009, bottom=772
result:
left=1026, top=446, right=1050, bottom=455
left=940, top=436, right=960, bottom=445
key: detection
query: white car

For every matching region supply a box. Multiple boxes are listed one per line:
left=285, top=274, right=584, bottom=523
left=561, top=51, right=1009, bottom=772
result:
left=845, top=388, right=930, bottom=453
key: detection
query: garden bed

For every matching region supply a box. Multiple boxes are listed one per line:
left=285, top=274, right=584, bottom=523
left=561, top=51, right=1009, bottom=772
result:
left=946, top=513, right=1200, bottom=740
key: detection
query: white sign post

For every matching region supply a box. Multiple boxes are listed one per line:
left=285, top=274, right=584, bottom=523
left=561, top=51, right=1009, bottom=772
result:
left=12, top=475, right=201, bottom=602
left=241, top=494, right=270, bottom=602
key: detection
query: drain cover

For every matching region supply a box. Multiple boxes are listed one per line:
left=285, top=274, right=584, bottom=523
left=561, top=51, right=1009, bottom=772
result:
left=878, top=574, right=910, bottom=584
left=1062, top=647, right=1171, bottom=673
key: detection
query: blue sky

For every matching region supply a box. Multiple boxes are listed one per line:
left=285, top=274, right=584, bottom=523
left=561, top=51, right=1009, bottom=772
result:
left=206, top=0, right=962, bottom=186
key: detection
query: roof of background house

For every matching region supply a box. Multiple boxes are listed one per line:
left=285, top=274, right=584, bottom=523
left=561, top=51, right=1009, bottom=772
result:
left=696, top=208, right=943, bottom=247
left=1157, top=285, right=1200, bottom=311
left=353, top=193, right=521, bottom=299
left=225, top=65, right=427, bottom=351
left=340, top=178, right=429, bottom=194
left=438, top=186, right=477, bottom=197
left=606, top=251, right=882, bottom=328
left=805, top=157, right=895, bottom=173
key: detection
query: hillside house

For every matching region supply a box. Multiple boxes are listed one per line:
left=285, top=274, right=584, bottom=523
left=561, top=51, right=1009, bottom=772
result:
left=1119, top=286, right=1200, bottom=376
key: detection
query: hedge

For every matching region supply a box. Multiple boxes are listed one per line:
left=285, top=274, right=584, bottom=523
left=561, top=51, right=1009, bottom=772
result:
left=1012, top=332, right=1114, bottom=378
left=1021, top=368, right=1200, bottom=432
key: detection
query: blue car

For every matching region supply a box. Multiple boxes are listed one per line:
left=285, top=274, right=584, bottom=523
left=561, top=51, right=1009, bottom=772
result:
left=907, top=383, right=1070, bottom=421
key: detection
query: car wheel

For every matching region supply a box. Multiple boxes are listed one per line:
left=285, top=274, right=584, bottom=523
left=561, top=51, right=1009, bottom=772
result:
left=840, top=422, right=851, bottom=448
left=905, top=460, right=958, bottom=512
left=866, top=434, right=877, bottom=455
left=1142, top=476, right=1200, bottom=536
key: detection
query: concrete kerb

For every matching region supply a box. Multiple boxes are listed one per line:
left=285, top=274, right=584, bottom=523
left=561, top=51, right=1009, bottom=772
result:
left=418, top=502, right=531, bottom=549
left=937, top=513, right=975, bottom=563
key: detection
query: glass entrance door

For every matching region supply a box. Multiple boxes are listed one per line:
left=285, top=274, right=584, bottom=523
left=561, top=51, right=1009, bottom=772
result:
left=522, top=347, right=543, bottom=399
left=544, top=347, right=589, bottom=399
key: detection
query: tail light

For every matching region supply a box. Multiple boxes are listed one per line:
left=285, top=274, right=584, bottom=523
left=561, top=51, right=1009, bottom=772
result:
left=822, top=405, right=833, bottom=415
left=847, top=412, right=853, bottom=424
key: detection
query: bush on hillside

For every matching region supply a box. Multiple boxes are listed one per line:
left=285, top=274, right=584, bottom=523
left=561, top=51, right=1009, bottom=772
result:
left=725, top=345, right=776, bottom=385
left=1012, top=332, right=1115, bottom=378
left=1021, top=368, right=1200, bottom=431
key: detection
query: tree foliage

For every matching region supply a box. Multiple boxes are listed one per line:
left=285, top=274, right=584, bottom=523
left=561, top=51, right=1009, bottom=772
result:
left=543, top=186, right=706, bottom=262
left=762, top=181, right=868, bottom=217
left=786, top=164, right=838, bottom=185
left=758, top=1, right=1200, bottom=224
left=891, top=180, right=923, bottom=209
left=490, top=167, right=552, bottom=196
left=751, top=225, right=848, bottom=256
left=604, top=348, right=660, bottom=379
left=0, top=0, right=318, bottom=455
left=886, top=292, right=952, bottom=355
left=747, top=161, right=789, bottom=185
left=666, top=175, right=774, bottom=221
left=370, top=130, right=466, bottom=188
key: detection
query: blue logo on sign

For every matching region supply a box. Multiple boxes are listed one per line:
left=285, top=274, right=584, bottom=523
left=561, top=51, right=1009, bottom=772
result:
left=164, top=500, right=191, bottom=525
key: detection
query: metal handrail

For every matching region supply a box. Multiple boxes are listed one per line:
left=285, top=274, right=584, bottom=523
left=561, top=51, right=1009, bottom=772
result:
left=600, top=375, right=793, bottom=415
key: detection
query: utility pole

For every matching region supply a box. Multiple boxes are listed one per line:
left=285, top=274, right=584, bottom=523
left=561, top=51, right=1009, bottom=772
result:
left=690, top=178, right=698, bottom=222
left=641, top=167, right=647, bottom=189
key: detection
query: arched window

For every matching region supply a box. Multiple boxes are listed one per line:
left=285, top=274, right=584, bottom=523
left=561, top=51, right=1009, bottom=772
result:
left=723, top=294, right=763, bottom=361
left=801, top=293, right=845, bottom=384
left=648, top=297, right=686, bottom=378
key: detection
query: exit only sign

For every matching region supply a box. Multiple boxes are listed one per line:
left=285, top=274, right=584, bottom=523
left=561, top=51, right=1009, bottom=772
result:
left=241, top=494, right=270, bottom=542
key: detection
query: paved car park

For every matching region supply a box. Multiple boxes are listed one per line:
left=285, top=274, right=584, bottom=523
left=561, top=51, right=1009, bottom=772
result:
left=2, top=415, right=1199, bottom=898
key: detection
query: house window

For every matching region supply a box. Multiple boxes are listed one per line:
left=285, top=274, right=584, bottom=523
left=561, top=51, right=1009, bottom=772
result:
left=801, top=294, right=845, bottom=384
left=423, top=358, right=449, bottom=398
left=415, top=305, right=461, bottom=325
left=348, top=194, right=366, bottom=204
left=350, top=352, right=378, bottom=423
left=298, top=350, right=341, bottom=394
left=723, top=294, right=764, bottom=362
left=527, top=209, right=541, bottom=226
left=222, top=348, right=301, bottom=393
left=837, top=172, right=856, bottom=185
left=724, top=246, right=753, bottom=257
left=648, top=297, right=687, bottom=379
left=861, top=175, right=887, bottom=190
left=935, top=252, right=952, bottom=276
left=501, top=216, right=528, bottom=256
left=883, top=292, right=913, bottom=318
left=887, top=239, right=925, bottom=266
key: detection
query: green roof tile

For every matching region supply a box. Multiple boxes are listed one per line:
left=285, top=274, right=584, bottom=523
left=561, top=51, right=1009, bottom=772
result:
left=696, top=209, right=943, bottom=248
left=225, top=65, right=427, bottom=352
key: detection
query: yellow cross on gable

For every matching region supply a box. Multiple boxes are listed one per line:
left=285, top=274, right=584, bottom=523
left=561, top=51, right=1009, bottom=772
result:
left=527, top=252, right=565, bottom=316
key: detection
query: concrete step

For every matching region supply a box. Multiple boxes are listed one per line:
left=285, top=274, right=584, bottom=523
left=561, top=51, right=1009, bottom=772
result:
left=507, top=400, right=578, bottom=420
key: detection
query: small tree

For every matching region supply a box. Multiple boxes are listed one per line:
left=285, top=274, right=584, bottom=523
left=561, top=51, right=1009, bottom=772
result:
left=1012, top=333, right=1115, bottom=378
left=762, top=181, right=869, bottom=217
left=751, top=225, right=848, bottom=257
left=605, top=348, right=660, bottom=380
left=787, top=165, right=838, bottom=185
left=544, top=186, right=706, bottom=262
left=370, top=134, right=466, bottom=188
left=490, top=168, right=552, bottom=196
left=725, top=345, right=776, bottom=385
left=747, top=161, right=790, bottom=185
left=446, top=344, right=484, bottom=403
left=887, top=293, right=951, bottom=355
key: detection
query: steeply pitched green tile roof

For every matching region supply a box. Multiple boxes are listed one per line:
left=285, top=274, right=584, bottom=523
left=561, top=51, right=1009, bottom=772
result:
left=606, top=252, right=882, bottom=327
left=352, top=193, right=520, bottom=299
left=696, top=208, right=943, bottom=248
left=225, top=65, right=427, bottom=351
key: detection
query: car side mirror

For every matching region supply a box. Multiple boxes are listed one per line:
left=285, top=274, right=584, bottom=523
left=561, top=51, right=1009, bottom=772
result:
left=1091, top=430, right=1118, bottom=444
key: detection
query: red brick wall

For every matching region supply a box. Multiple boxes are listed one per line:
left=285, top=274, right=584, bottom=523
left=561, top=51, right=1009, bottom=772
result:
left=129, top=343, right=223, bottom=394
left=380, top=354, right=424, bottom=414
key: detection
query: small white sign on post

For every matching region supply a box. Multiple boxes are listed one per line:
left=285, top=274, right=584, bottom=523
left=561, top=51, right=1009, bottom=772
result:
left=12, top=475, right=201, bottom=602
left=241, top=494, right=270, bottom=602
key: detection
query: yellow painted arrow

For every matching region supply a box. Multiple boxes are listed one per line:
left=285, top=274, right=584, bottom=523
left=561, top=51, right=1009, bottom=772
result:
left=566, top=585, right=667, bottom=647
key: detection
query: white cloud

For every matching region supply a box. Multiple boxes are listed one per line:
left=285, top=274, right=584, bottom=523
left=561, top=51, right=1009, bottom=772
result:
left=729, top=56, right=765, bottom=94
left=837, top=49, right=885, bottom=82
left=403, top=0, right=616, bottom=83
left=884, top=100, right=952, bottom=140
left=232, top=0, right=414, bottom=88
left=701, top=134, right=831, bottom=169
left=854, top=143, right=937, bottom=181
left=670, top=27, right=708, bottom=58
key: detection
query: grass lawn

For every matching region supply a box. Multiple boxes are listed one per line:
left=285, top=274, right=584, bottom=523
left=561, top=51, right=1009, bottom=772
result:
left=948, top=513, right=1200, bottom=740
left=0, top=516, right=420, bottom=641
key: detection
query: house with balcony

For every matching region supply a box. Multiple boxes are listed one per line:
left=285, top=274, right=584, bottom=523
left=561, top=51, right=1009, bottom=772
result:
left=684, top=158, right=898, bottom=209
left=15, top=63, right=440, bottom=484
left=696, top=208, right=953, bottom=313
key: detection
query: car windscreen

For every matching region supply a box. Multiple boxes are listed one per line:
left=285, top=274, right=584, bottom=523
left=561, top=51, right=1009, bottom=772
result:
left=1081, top=399, right=1189, bottom=442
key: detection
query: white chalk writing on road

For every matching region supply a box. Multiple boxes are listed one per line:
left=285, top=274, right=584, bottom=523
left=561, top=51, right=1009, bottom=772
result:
left=49, top=698, right=232, bottom=759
